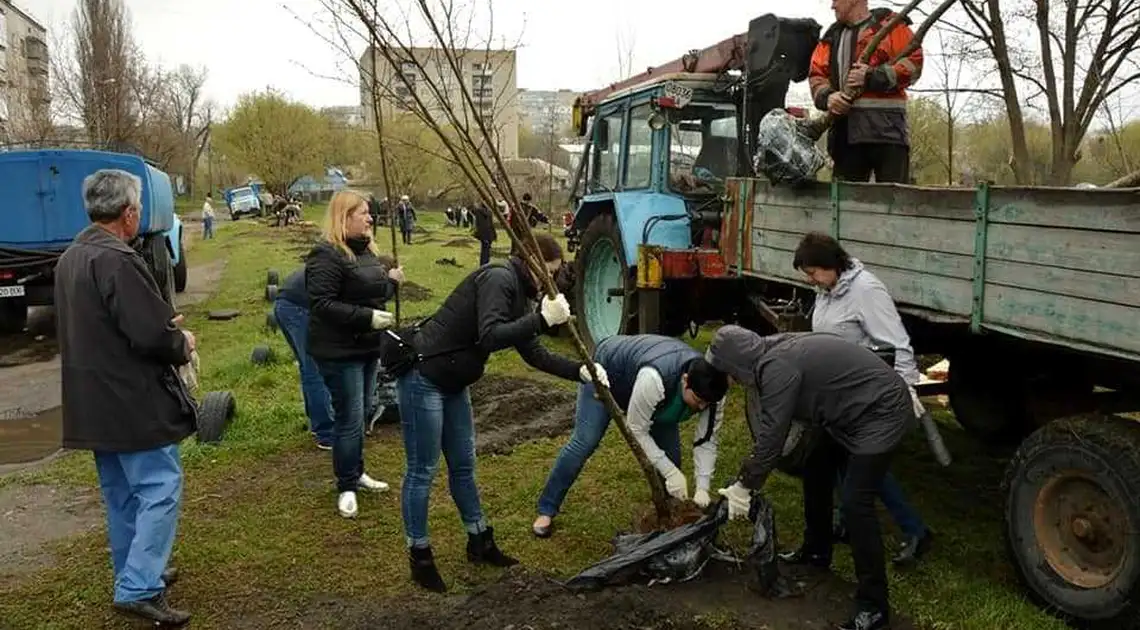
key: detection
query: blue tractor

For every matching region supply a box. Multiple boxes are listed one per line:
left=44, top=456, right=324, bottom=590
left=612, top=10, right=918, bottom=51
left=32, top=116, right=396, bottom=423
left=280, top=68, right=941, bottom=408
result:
left=0, top=148, right=186, bottom=333
left=564, top=14, right=821, bottom=350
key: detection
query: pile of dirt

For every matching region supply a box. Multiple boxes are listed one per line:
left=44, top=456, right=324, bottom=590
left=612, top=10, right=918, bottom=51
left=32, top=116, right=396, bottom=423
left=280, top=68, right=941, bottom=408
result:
left=470, top=375, right=577, bottom=455
left=400, top=281, right=433, bottom=302
left=443, top=238, right=474, bottom=248
left=0, top=337, right=58, bottom=368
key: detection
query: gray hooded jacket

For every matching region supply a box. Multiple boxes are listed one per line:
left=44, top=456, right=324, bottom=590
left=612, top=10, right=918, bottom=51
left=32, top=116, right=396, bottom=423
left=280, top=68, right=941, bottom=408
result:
left=705, top=325, right=913, bottom=490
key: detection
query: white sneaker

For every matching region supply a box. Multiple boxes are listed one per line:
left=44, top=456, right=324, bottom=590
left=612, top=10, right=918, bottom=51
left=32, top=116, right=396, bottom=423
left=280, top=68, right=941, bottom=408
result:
left=357, top=473, right=390, bottom=493
left=337, top=491, right=358, bottom=518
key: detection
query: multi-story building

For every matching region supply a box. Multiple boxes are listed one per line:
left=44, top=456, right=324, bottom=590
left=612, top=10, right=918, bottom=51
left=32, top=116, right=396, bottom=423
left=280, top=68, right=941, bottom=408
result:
left=517, top=89, right=578, bottom=137
left=0, top=1, right=49, bottom=141
left=359, top=46, right=519, bottom=159
left=320, top=105, right=365, bottom=128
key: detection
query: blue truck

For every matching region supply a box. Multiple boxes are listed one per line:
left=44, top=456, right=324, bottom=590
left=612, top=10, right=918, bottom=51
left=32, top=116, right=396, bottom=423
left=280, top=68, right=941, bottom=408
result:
left=0, top=149, right=186, bottom=334
left=223, top=184, right=264, bottom=219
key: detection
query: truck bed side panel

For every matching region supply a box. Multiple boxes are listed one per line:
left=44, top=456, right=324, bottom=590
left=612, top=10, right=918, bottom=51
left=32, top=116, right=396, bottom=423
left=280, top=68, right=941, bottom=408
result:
left=0, top=154, right=46, bottom=246
left=730, top=178, right=1140, bottom=361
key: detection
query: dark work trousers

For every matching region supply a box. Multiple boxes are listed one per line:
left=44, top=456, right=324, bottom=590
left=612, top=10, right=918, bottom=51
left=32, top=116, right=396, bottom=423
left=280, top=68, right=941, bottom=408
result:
left=828, top=125, right=911, bottom=183
left=801, top=430, right=895, bottom=615
left=479, top=239, right=492, bottom=266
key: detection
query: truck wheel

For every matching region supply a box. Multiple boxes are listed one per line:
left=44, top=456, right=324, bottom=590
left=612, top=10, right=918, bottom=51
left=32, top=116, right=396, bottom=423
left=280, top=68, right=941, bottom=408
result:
left=948, top=351, right=1030, bottom=446
left=197, top=391, right=237, bottom=444
left=173, top=238, right=188, bottom=293
left=266, top=269, right=280, bottom=286
left=0, top=299, right=28, bottom=334
left=265, top=284, right=278, bottom=302
left=574, top=213, right=636, bottom=351
left=1003, top=414, right=1140, bottom=628
left=142, top=234, right=177, bottom=308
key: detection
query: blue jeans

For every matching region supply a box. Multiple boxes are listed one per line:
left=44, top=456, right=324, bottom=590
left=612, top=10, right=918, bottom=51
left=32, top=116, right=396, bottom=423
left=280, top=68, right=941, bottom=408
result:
left=274, top=299, right=334, bottom=442
left=836, top=469, right=927, bottom=539
left=397, top=368, right=487, bottom=548
left=537, top=382, right=682, bottom=518
left=202, top=216, right=214, bottom=239
left=317, top=358, right=378, bottom=492
left=94, top=444, right=183, bottom=603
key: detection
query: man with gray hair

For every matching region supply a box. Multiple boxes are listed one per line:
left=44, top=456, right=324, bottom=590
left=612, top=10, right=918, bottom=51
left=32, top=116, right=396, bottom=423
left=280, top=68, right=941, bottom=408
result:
left=54, top=168, right=197, bottom=626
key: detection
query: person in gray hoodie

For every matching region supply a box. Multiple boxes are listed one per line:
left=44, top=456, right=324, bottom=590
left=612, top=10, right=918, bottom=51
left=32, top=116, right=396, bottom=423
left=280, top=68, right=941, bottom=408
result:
left=706, top=325, right=912, bottom=630
left=793, top=232, right=933, bottom=567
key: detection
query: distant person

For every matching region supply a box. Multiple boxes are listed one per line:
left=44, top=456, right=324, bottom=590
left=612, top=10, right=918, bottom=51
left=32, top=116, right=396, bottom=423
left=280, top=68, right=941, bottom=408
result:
left=396, top=232, right=603, bottom=592
left=202, top=193, right=215, bottom=239
left=305, top=190, right=406, bottom=519
left=55, top=169, right=197, bottom=626
left=273, top=267, right=334, bottom=450
left=368, top=193, right=382, bottom=236
left=395, top=194, right=417, bottom=244
left=521, top=193, right=549, bottom=227
left=472, top=201, right=496, bottom=266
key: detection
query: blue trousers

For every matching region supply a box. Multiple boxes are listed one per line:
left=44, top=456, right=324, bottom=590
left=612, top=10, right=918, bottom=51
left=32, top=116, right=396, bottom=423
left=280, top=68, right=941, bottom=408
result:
left=94, top=444, right=183, bottom=603
left=397, top=368, right=486, bottom=548
left=274, top=299, right=334, bottom=441
left=537, top=382, right=682, bottom=518
left=317, top=358, right=378, bottom=492
left=836, top=468, right=927, bottom=539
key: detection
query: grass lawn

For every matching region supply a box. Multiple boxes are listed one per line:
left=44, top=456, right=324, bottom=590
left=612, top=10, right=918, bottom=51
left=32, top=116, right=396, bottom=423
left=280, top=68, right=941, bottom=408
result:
left=0, top=209, right=1066, bottom=629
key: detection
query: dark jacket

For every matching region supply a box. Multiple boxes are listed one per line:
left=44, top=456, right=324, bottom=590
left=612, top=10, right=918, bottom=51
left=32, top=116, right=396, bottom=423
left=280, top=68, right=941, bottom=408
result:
left=473, top=204, right=497, bottom=243
left=414, top=257, right=580, bottom=393
left=395, top=201, right=417, bottom=231
left=278, top=268, right=308, bottom=309
left=595, top=335, right=701, bottom=410
left=305, top=237, right=396, bottom=361
left=54, top=224, right=195, bottom=452
left=706, top=325, right=912, bottom=490
left=367, top=198, right=382, bottom=220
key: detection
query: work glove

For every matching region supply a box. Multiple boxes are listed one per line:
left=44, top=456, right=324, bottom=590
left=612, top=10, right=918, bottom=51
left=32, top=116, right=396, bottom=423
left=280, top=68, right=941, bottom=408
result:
left=540, top=293, right=572, bottom=327
left=387, top=266, right=405, bottom=284
left=579, top=362, right=610, bottom=389
left=663, top=467, right=689, bottom=501
left=370, top=309, right=395, bottom=330
left=718, top=482, right=752, bottom=520
left=692, top=488, right=711, bottom=508
left=907, top=385, right=926, bottom=417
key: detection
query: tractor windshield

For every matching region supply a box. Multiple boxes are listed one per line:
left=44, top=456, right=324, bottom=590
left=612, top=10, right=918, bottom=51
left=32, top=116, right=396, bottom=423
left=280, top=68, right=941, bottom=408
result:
left=667, top=103, right=738, bottom=195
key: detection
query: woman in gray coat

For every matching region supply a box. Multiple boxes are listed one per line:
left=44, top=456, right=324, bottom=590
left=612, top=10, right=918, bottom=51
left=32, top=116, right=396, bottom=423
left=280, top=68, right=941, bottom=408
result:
left=792, top=231, right=933, bottom=567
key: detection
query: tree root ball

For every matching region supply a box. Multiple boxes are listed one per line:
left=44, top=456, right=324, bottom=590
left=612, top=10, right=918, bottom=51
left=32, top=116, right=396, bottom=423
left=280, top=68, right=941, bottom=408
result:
left=635, top=500, right=706, bottom=533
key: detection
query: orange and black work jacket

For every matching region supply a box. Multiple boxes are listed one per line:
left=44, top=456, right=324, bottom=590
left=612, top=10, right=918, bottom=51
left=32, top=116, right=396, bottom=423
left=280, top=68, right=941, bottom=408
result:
left=808, top=8, right=923, bottom=147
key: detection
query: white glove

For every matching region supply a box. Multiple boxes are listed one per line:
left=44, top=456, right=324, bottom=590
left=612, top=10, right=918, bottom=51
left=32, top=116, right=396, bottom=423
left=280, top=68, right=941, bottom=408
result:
left=370, top=309, right=395, bottom=330
left=387, top=266, right=405, bottom=283
left=663, top=467, right=689, bottom=501
left=718, top=482, right=752, bottom=520
left=579, top=363, right=610, bottom=389
left=692, top=488, right=711, bottom=508
left=540, top=293, right=572, bottom=326
left=908, top=385, right=926, bottom=417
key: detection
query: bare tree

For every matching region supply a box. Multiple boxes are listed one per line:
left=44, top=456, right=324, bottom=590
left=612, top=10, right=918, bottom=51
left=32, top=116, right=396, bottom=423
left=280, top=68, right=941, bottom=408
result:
left=940, top=0, right=1140, bottom=185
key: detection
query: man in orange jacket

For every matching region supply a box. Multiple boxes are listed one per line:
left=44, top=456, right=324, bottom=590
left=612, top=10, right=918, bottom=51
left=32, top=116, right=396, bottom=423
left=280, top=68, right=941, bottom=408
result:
left=808, top=0, right=923, bottom=184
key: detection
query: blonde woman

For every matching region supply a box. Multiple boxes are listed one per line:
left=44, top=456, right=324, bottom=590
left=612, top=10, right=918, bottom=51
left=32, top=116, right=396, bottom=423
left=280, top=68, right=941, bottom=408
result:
left=305, top=190, right=405, bottom=518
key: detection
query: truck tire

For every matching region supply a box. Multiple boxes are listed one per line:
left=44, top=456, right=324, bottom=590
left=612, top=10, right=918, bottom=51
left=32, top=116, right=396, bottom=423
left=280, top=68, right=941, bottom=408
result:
left=265, top=284, right=278, bottom=302
left=574, top=213, right=637, bottom=351
left=948, top=351, right=1030, bottom=446
left=250, top=345, right=275, bottom=365
left=140, top=234, right=176, bottom=308
left=266, top=269, right=280, bottom=286
left=173, top=238, right=188, bottom=293
left=1002, top=414, right=1140, bottom=628
left=0, top=298, right=28, bottom=334
left=197, top=391, right=237, bottom=444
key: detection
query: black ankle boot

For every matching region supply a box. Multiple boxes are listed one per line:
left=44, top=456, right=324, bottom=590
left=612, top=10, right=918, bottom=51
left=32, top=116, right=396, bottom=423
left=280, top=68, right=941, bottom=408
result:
left=409, top=546, right=447, bottom=592
left=467, top=526, right=519, bottom=567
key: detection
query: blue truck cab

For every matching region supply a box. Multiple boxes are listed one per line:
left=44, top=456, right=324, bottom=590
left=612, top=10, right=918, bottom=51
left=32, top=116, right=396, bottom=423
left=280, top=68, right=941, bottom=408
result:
left=224, top=184, right=263, bottom=219
left=0, top=149, right=186, bottom=333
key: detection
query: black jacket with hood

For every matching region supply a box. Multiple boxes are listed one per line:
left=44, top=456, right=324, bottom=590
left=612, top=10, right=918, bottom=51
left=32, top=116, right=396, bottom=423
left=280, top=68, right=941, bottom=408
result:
left=305, top=237, right=396, bottom=361
left=412, top=257, right=580, bottom=393
left=705, top=325, right=912, bottom=490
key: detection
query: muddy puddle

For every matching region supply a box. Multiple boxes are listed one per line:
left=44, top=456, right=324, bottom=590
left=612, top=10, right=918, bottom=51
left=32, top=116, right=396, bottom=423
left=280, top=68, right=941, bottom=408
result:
left=0, top=406, right=63, bottom=466
left=399, top=281, right=433, bottom=302
left=470, top=375, right=577, bottom=455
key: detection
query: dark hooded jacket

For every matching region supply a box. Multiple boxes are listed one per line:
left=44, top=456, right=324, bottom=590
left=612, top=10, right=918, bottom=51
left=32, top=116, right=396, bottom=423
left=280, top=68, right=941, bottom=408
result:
left=705, top=325, right=912, bottom=490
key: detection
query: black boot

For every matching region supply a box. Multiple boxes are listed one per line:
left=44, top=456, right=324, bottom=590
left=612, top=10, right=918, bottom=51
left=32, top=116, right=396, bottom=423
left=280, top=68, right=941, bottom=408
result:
left=112, top=592, right=191, bottom=626
left=837, top=609, right=890, bottom=630
left=409, top=546, right=447, bottom=592
left=467, top=526, right=519, bottom=567
left=892, top=529, right=934, bottom=567
left=778, top=547, right=831, bottom=570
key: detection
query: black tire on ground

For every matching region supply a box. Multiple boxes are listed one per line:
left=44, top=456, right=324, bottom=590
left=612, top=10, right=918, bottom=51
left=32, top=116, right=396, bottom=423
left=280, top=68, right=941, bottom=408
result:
left=948, top=350, right=1031, bottom=446
left=573, top=212, right=637, bottom=353
left=173, top=238, right=188, bottom=294
left=266, top=269, right=279, bottom=286
left=0, top=298, right=28, bottom=334
left=207, top=309, right=241, bottom=321
left=265, top=311, right=278, bottom=332
left=1002, top=414, right=1140, bottom=628
left=197, top=391, right=237, bottom=444
left=250, top=345, right=275, bottom=365
left=265, top=284, right=278, bottom=302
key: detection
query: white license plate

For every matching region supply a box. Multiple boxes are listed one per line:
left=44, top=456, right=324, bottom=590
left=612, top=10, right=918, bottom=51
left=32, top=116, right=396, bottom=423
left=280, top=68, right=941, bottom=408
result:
left=0, top=285, right=26, bottom=298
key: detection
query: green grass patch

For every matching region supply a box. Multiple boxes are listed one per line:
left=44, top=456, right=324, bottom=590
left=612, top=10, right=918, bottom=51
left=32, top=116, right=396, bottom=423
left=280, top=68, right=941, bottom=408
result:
left=0, top=211, right=1064, bottom=629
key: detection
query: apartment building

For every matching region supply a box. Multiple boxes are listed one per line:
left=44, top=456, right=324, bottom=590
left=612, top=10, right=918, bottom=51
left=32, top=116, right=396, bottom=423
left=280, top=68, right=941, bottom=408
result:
left=0, top=1, right=49, bottom=140
left=359, top=46, right=519, bottom=159
left=321, top=105, right=365, bottom=128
